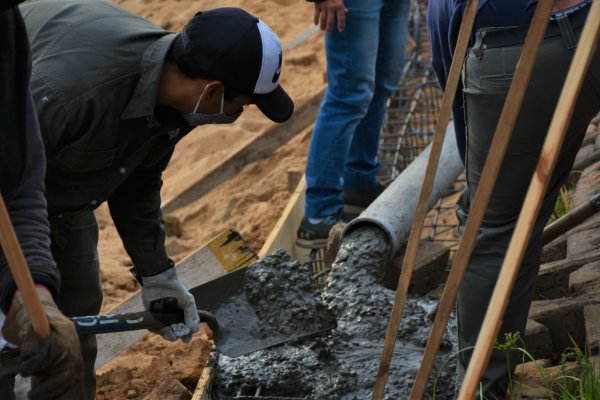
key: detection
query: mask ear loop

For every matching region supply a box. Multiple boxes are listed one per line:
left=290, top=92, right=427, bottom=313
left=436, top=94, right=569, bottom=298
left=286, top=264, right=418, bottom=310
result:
left=192, top=81, right=222, bottom=113
left=219, top=89, right=225, bottom=113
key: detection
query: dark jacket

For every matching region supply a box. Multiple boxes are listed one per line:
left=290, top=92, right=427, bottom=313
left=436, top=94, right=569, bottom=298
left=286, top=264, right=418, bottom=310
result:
left=20, top=0, right=193, bottom=277
left=0, top=3, right=59, bottom=313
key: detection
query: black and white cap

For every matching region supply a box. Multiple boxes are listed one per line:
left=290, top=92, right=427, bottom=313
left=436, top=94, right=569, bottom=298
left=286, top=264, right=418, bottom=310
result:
left=173, top=8, right=294, bottom=123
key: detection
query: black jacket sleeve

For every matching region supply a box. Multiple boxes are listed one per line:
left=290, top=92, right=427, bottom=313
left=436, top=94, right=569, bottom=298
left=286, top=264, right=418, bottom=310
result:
left=0, top=7, right=60, bottom=313
left=107, top=148, right=175, bottom=277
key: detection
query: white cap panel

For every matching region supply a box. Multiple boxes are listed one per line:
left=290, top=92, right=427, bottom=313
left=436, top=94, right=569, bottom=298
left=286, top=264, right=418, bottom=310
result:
left=254, top=20, right=282, bottom=94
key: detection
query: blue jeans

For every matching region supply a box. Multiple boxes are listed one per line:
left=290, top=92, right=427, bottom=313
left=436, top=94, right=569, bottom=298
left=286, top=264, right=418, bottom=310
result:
left=304, top=0, right=410, bottom=218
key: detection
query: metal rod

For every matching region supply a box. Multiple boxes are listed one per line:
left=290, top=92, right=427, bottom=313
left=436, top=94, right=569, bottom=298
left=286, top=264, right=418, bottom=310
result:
left=542, top=192, right=600, bottom=245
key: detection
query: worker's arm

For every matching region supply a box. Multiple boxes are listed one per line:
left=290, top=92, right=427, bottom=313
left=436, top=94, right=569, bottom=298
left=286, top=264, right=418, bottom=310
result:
left=107, top=149, right=199, bottom=342
left=107, top=150, right=173, bottom=277
left=0, top=98, right=60, bottom=313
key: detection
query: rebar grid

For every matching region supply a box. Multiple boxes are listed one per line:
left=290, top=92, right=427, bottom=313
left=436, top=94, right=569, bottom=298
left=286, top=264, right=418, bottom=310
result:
left=378, top=0, right=442, bottom=184
left=378, top=0, right=464, bottom=251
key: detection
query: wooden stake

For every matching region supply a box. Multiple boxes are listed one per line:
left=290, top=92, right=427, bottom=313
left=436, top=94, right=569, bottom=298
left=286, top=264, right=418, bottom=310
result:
left=0, top=195, right=50, bottom=339
left=370, top=1, right=479, bottom=398
left=459, top=1, right=600, bottom=398
left=409, top=1, right=558, bottom=398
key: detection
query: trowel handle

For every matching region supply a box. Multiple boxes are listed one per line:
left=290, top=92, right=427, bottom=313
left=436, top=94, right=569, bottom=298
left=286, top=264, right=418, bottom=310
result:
left=70, top=310, right=219, bottom=335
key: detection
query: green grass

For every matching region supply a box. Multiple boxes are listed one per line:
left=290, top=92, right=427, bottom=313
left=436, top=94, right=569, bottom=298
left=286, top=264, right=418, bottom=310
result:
left=549, top=337, right=600, bottom=400
left=549, top=184, right=575, bottom=224
left=433, top=333, right=600, bottom=399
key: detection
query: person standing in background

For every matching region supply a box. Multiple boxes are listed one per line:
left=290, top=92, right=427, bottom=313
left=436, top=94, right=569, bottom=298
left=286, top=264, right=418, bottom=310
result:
left=296, top=0, right=411, bottom=249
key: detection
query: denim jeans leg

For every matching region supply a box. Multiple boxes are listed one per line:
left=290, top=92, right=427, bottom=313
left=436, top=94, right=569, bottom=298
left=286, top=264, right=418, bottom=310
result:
left=50, top=211, right=102, bottom=400
left=344, top=0, right=410, bottom=191
left=456, top=22, right=600, bottom=398
left=304, top=0, right=383, bottom=218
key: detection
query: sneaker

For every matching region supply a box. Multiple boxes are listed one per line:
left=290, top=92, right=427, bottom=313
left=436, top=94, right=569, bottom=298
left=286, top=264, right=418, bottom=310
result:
left=343, top=184, right=386, bottom=216
left=296, top=211, right=346, bottom=249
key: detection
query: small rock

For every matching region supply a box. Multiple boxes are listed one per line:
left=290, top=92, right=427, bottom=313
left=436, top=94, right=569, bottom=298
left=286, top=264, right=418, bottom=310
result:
left=163, top=214, right=182, bottom=237
left=287, top=53, right=318, bottom=66
left=126, top=389, right=137, bottom=399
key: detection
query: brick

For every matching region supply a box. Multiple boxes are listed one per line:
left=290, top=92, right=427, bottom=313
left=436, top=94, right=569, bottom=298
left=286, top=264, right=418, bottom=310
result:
left=540, top=234, right=567, bottom=264
left=513, top=360, right=581, bottom=399
left=584, top=304, right=600, bottom=355
left=529, top=294, right=600, bottom=354
left=569, top=260, right=600, bottom=293
left=536, top=250, right=600, bottom=299
left=567, top=215, right=600, bottom=256
left=573, top=143, right=595, bottom=168
left=524, top=319, right=553, bottom=361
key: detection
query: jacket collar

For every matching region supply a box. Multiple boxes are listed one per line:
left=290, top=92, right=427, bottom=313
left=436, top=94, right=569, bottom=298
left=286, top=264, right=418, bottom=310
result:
left=121, top=33, right=178, bottom=122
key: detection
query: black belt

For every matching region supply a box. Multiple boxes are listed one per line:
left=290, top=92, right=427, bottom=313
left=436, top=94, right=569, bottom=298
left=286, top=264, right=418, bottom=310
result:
left=477, top=1, right=591, bottom=49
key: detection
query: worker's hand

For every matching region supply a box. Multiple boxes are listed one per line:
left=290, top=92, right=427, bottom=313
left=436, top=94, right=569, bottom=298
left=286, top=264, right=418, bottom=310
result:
left=3, top=288, right=84, bottom=400
left=313, top=0, right=347, bottom=33
left=140, top=266, right=200, bottom=343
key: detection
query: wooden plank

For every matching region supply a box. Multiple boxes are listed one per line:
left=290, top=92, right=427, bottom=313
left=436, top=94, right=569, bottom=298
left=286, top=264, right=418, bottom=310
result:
left=0, top=196, right=50, bottom=339
left=259, top=176, right=306, bottom=259
left=191, top=364, right=215, bottom=400
left=95, top=229, right=256, bottom=369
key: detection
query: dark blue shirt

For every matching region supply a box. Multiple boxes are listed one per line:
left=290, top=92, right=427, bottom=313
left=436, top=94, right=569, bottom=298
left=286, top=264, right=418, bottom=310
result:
left=427, top=0, right=538, bottom=163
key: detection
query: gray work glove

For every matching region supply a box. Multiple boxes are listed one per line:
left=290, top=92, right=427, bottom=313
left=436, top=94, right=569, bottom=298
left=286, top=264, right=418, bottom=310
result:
left=3, top=287, right=84, bottom=400
left=140, top=266, right=200, bottom=342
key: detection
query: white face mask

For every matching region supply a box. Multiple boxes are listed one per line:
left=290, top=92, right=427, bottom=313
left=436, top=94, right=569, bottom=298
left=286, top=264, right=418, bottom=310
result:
left=184, top=85, right=243, bottom=126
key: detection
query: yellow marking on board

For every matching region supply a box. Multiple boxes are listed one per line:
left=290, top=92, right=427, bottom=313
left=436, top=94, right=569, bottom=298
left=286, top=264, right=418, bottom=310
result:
left=207, top=229, right=257, bottom=272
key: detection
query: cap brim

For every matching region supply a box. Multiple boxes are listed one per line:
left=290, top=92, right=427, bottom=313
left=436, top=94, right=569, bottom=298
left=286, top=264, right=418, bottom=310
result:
left=253, top=85, right=294, bottom=123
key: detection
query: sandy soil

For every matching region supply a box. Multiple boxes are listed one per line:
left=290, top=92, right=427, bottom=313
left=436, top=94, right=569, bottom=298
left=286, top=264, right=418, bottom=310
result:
left=96, top=1, right=325, bottom=398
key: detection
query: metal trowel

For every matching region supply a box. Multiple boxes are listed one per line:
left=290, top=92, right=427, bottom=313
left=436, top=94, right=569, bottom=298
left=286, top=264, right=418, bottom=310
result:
left=72, top=256, right=336, bottom=358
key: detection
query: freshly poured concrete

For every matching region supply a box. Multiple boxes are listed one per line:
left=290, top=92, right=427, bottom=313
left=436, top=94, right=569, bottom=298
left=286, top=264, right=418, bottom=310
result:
left=214, top=230, right=457, bottom=399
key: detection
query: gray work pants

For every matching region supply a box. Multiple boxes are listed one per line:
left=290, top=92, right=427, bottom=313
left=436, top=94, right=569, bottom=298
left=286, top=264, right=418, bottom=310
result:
left=50, top=211, right=103, bottom=400
left=456, top=6, right=600, bottom=399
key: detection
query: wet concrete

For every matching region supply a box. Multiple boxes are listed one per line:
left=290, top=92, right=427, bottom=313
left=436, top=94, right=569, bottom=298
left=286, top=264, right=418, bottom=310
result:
left=243, top=250, right=336, bottom=340
left=214, top=227, right=457, bottom=399
left=191, top=250, right=335, bottom=358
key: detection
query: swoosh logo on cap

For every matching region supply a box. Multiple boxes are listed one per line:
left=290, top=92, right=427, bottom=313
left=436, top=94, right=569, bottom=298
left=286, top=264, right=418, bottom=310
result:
left=272, top=52, right=282, bottom=83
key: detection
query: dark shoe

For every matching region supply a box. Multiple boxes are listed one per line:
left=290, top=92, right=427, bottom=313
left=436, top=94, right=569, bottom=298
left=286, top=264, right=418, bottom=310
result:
left=296, top=211, right=345, bottom=249
left=343, top=184, right=386, bottom=216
